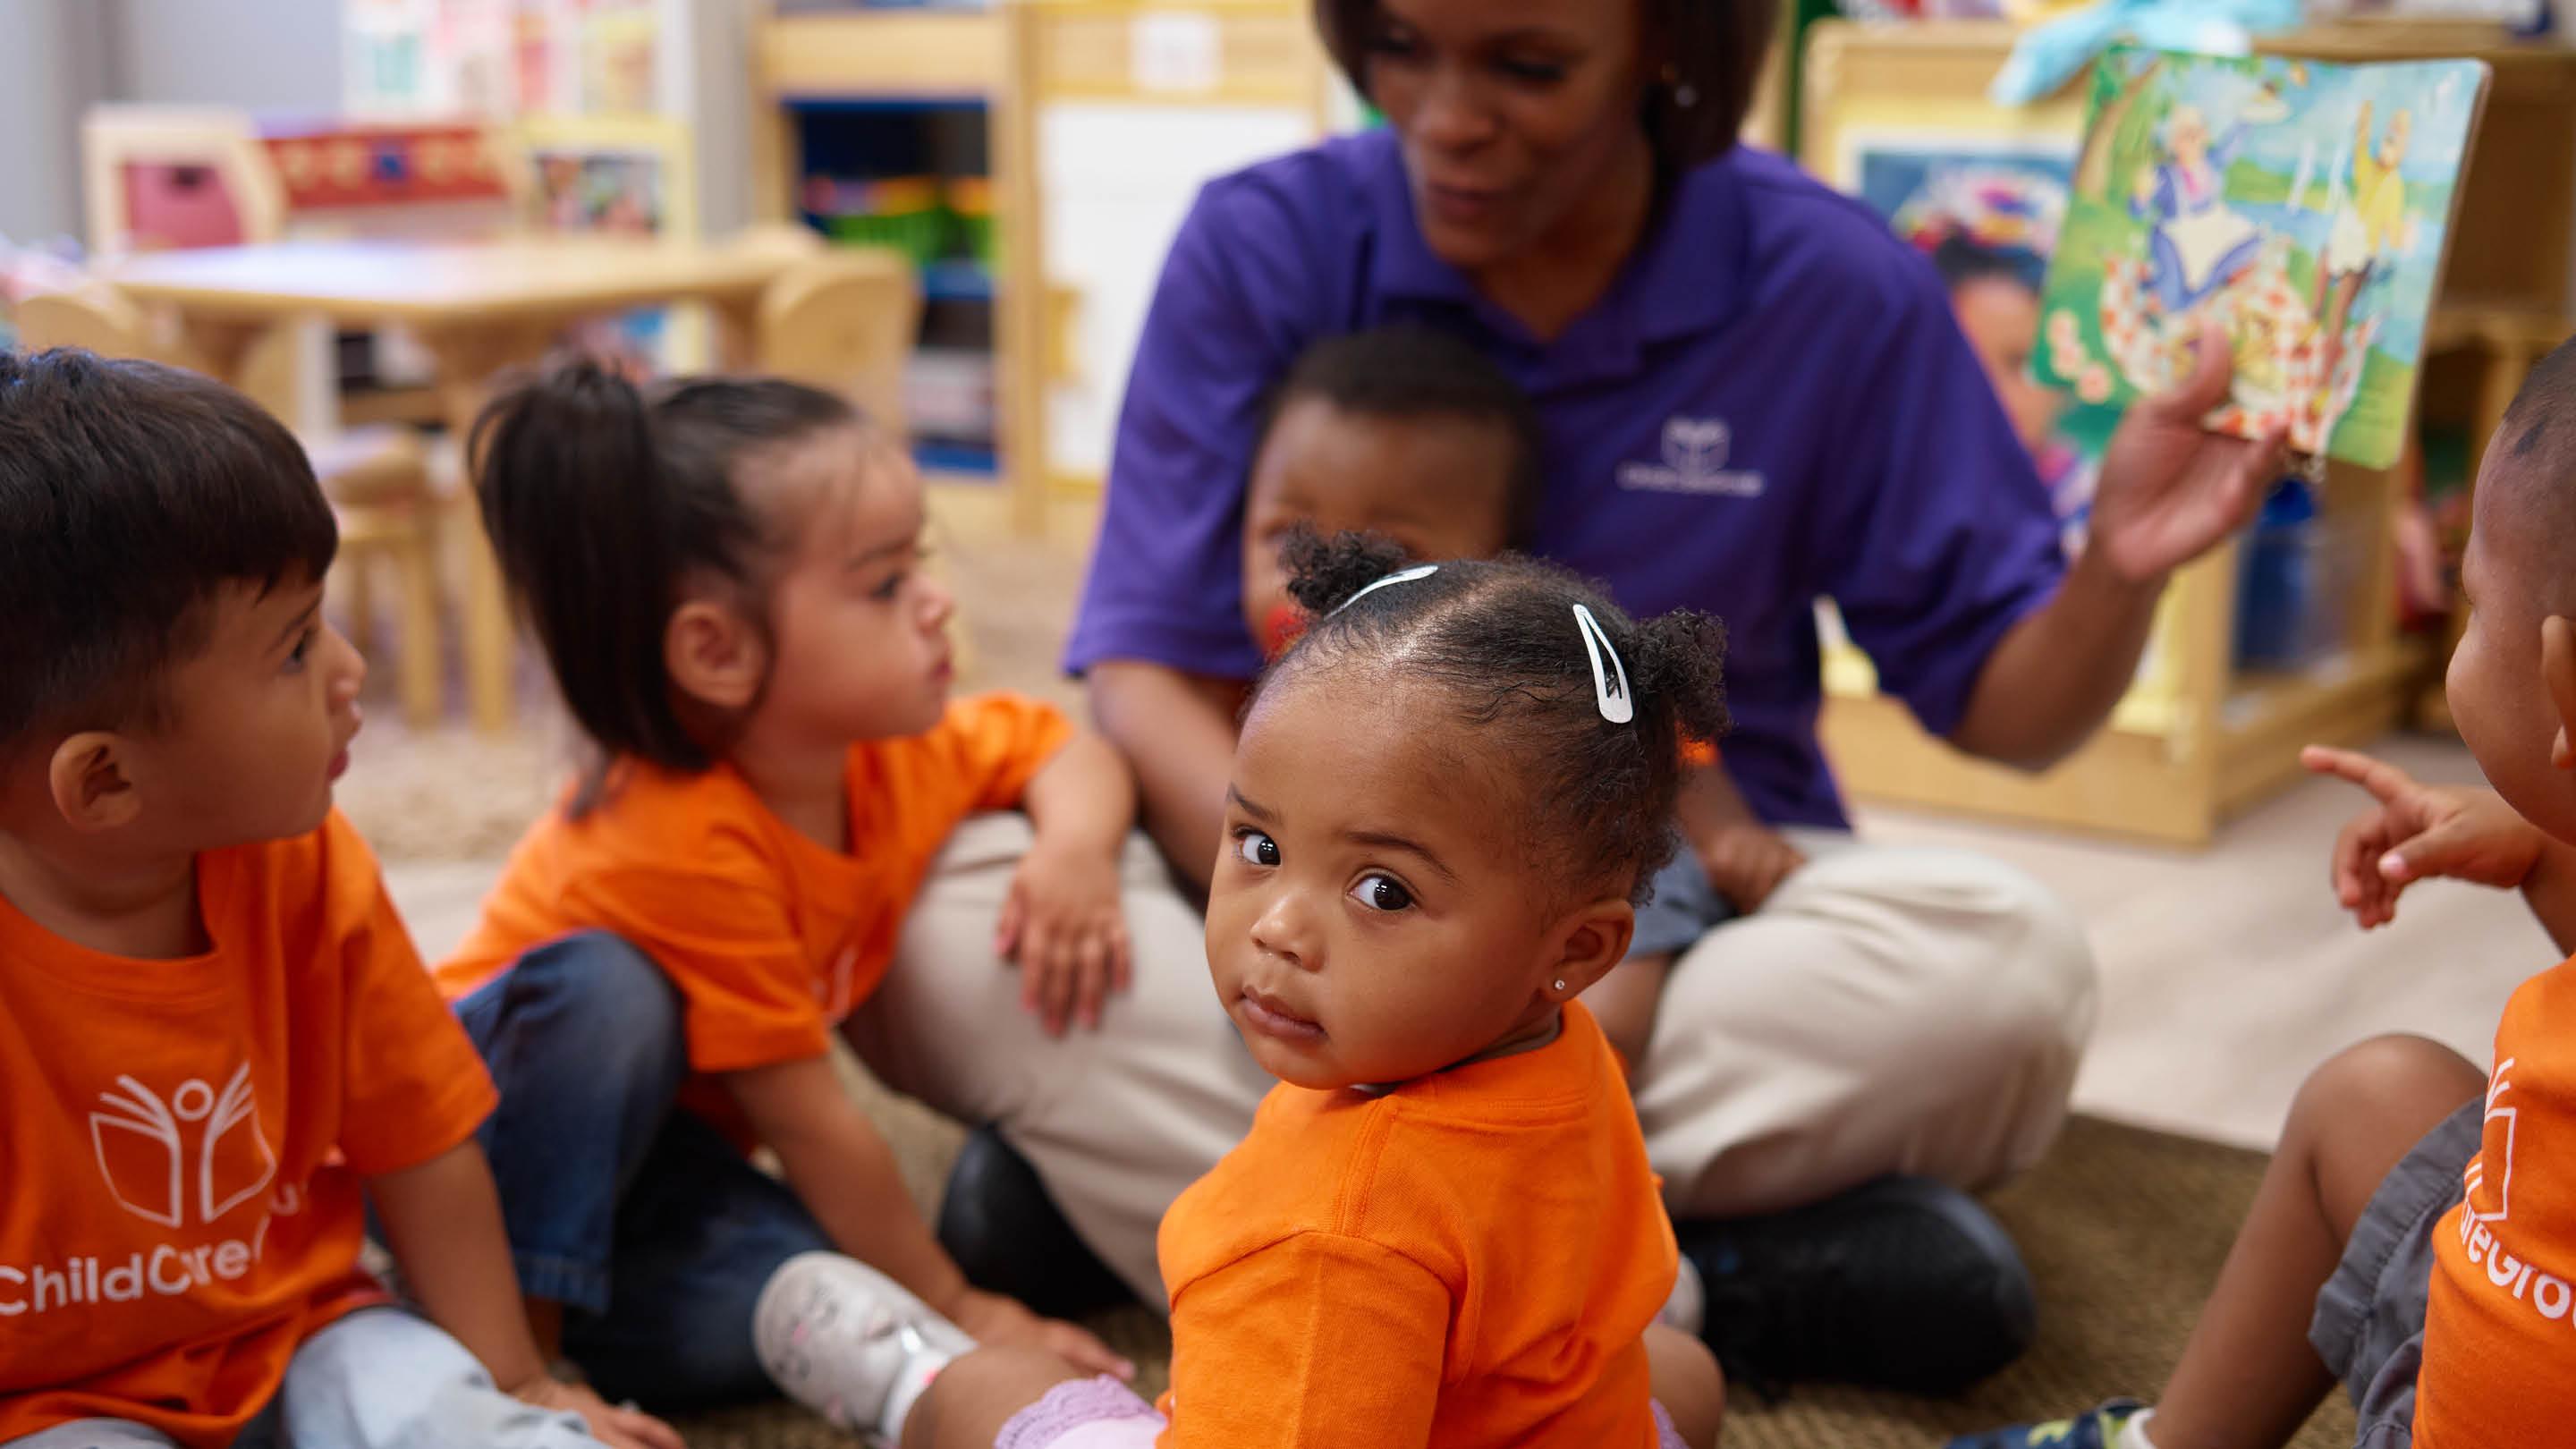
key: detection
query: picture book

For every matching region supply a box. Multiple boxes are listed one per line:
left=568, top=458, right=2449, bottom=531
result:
left=2033, top=47, right=2488, bottom=468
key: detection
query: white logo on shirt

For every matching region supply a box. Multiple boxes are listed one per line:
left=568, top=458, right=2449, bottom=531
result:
left=2465, top=1057, right=2521, bottom=1228
left=1616, top=417, right=1766, bottom=498
left=89, top=1063, right=277, bottom=1228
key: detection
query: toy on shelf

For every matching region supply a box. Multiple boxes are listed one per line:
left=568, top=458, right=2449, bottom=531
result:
left=83, top=107, right=521, bottom=253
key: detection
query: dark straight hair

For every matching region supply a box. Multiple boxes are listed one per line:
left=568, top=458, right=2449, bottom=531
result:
left=1310, top=0, right=1775, bottom=171
left=471, top=360, right=858, bottom=809
left=0, top=348, right=337, bottom=750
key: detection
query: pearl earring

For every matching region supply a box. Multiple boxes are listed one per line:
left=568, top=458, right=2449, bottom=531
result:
left=1553, top=979, right=1567, bottom=992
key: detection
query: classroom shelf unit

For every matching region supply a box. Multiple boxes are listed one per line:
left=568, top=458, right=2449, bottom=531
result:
left=750, top=0, right=1338, bottom=527
left=753, top=4, right=1011, bottom=482
left=1800, top=18, right=2576, bottom=845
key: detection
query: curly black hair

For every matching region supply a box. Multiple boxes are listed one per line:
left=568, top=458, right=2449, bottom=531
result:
left=1261, top=530, right=1728, bottom=904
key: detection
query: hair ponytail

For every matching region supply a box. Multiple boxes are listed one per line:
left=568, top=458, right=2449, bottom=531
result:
left=471, top=360, right=857, bottom=809
left=1629, top=610, right=1731, bottom=756
left=1280, top=526, right=1411, bottom=618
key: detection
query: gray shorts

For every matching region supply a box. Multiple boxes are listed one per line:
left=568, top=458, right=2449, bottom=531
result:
left=1629, top=848, right=1738, bottom=960
left=2309, top=1097, right=2482, bottom=1449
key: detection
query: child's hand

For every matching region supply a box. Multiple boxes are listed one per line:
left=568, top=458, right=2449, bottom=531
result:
left=2303, top=745, right=2546, bottom=928
left=996, top=840, right=1132, bottom=1035
left=1696, top=825, right=1807, bottom=915
left=508, top=1377, right=686, bottom=1449
left=953, top=1287, right=1138, bottom=1382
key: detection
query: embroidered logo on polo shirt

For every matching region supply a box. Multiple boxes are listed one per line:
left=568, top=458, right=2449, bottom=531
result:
left=1617, top=417, right=1765, bottom=497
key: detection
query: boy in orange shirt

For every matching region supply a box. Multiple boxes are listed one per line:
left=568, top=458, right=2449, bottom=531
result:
left=0, top=351, right=673, bottom=1449
left=1954, top=336, right=2576, bottom=1449
left=740, top=533, right=1732, bottom=1448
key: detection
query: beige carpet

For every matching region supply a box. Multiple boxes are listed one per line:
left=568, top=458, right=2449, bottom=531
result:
left=667, top=1106, right=2356, bottom=1449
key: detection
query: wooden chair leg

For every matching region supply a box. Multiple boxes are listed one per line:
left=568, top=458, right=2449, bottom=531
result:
left=392, top=530, right=445, bottom=727
left=345, top=555, right=377, bottom=655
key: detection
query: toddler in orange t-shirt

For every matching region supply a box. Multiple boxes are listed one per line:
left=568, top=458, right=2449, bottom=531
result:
left=0, top=351, right=669, bottom=1449
left=438, top=362, right=1140, bottom=1431
left=1226, top=326, right=1799, bottom=1072
left=1951, top=335, right=2576, bottom=1449
left=775, top=531, right=1732, bottom=1449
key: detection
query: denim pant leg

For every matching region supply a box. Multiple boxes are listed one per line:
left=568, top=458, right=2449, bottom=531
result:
left=275, top=1307, right=597, bottom=1448
left=560, top=1110, right=836, bottom=1413
left=455, top=932, right=690, bottom=1316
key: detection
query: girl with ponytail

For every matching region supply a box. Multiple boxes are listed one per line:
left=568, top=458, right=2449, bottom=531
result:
left=793, top=532, right=1733, bottom=1449
left=428, top=360, right=1141, bottom=1429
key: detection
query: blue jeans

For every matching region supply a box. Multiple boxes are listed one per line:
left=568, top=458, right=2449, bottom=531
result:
left=455, top=933, right=834, bottom=1412
left=4, top=1308, right=596, bottom=1448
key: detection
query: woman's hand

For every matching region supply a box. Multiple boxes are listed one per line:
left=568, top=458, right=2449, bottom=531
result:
left=996, top=840, right=1132, bottom=1035
left=2086, top=317, right=2288, bottom=587
left=508, top=1377, right=686, bottom=1449
left=951, top=1288, right=1137, bottom=1381
left=1696, top=825, right=1806, bottom=915
left=2303, top=745, right=2546, bottom=928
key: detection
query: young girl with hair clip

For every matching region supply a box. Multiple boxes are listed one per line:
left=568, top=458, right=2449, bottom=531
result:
left=429, top=360, right=1140, bottom=1428
left=764, top=530, right=1733, bottom=1449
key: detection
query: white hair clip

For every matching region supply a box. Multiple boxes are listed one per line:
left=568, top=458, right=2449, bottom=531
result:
left=1572, top=604, right=1633, bottom=724
left=1329, top=563, right=1439, bottom=615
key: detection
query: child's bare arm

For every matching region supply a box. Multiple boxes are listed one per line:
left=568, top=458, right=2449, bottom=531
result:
left=1674, top=763, right=1805, bottom=914
left=369, top=1140, right=684, bottom=1449
left=1089, top=660, right=1244, bottom=897
left=726, top=1056, right=1131, bottom=1377
left=1001, top=733, right=1138, bottom=1033
left=1586, top=952, right=1672, bottom=1071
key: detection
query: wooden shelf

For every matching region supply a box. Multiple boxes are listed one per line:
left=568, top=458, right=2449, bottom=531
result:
left=1823, top=640, right=2427, bottom=845
left=760, top=10, right=1005, bottom=98
left=2213, top=644, right=2428, bottom=815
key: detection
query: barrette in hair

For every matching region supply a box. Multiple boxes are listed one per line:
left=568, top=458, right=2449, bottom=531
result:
left=1329, top=563, right=1439, bottom=615
left=1572, top=604, right=1633, bottom=724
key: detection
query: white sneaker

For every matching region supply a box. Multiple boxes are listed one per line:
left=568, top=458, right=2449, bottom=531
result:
left=753, top=1252, right=975, bottom=1440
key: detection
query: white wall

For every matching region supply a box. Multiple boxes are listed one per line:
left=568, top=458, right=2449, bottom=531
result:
left=0, top=1, right=111, bottom=241
left=107, top=0, right=342, bottom=112
left=0, top=0, right=339, bottom=243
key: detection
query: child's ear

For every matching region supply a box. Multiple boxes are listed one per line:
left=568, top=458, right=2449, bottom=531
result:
left=1541, top=897, right=1637, bottom=1003
left=2545, top=616, right=2576, bottom=771
left=47, top=733, right=143, bottom=832
left=665, top=597, right=769, bottom=713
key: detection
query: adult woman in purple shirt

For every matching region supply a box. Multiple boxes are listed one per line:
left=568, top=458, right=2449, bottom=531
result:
left=929, top=0, right=2282, bottom=1396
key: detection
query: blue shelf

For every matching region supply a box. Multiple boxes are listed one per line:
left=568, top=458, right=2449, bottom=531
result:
left=921, top=260, right=995, bottom=302
left=915, top=440, right=999, bottom=477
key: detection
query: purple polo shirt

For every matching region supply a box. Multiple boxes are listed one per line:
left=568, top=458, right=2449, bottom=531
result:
left=1065, top=129, right=2064, bottom=830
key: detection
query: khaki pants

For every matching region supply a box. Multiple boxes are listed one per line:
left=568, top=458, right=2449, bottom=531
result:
left=848, top=817, right=2097, bottom=1306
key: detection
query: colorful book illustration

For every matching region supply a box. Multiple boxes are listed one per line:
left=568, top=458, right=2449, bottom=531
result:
left=2035, top=47, right=2488, bottom=468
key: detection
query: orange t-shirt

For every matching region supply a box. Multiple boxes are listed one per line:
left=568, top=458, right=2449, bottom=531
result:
left=0, top=812, right=497, bottom=1449
left=1153, top=1003, right=1675, bottom=1448
left=2413, top=956, right=2576, bottom=1447
left=435, top=694, right=1072, bottom=1132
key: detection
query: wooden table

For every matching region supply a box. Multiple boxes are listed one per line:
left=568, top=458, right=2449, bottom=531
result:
left=110, top=237, right=794, bottom=733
